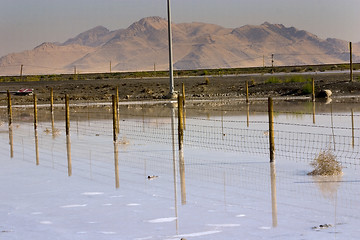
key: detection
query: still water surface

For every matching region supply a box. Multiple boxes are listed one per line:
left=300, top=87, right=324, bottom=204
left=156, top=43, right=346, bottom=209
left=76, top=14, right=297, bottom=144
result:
left=1, top=100, right=360, bottom=239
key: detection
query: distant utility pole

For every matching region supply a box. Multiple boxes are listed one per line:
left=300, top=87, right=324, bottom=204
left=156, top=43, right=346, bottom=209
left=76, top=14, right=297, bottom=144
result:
left=271, top=54, right=274, bottom=73
left=110, top=61, right=112, bottom=73
left=263, top=55, right=265, bottom=68
left=20, top=64, right=23, bottom=78
left=167, top=0, right=175, bottom=97
left=350, top=42, right=353, bottom=82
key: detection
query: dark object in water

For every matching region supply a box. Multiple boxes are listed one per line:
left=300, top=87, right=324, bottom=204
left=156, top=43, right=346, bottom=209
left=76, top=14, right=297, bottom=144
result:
left=312, top=223, right=332, bottom=230
left=316, top=89, right=332, bottom=98
left=147, top=175, right=158, bottom=180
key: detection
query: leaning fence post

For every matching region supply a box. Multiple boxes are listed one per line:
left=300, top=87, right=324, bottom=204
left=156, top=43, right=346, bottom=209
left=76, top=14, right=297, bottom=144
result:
left=268, top=97, right=275, bottom=162
left=112, top=95, right=118, bottom=142
left=7, top=90, right=13, bottom=127
left=65, top=94, right=70, bottom=136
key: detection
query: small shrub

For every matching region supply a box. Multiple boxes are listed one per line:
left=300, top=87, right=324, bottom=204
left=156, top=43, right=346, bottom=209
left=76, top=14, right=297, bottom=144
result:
left=308, top=150, right=342, bottom=176
left=265, top=76, right=282, bottom=84
left=205, top=77, right=210, bottom=85
left=201, top=70, right=209, bottom=76
left=291, top=67, right=303, bottom=72
left=285, top=75, right=310, bottom=83
left=301, top=82, right=313, bottom=94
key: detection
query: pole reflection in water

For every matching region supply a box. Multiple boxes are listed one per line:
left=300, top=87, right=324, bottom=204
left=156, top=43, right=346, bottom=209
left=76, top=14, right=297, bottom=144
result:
left=247, top=103, right=250, bottom=127
left=351, top=109, right=354, bottom=148
left=114, top=141, right=120, bottom=189
left=270, top=162, right=278, bottom=227
left=179, top=146, right=186, bottom=205
left=170, top=106, right=179, bottom=233
left=312, top=175, right=341, bottom=233
left=34, top=129, right=39, bottom=165
left=34, top=94, right=39, bottom=165
left=7, top=90, right=13, bottom=158
left=8, top=126, right=13, bottom=158
left=66, top=135, right=72, bottom=176
left=221, top=110, right=224, bottom=139
left=51, top=111, right=56, bottom=139
left=177, top=97, right=187, bottom=205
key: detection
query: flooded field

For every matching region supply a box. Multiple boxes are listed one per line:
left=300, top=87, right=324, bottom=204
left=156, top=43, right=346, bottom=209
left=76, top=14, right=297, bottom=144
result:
left=1, top=99, right=360, bottom=239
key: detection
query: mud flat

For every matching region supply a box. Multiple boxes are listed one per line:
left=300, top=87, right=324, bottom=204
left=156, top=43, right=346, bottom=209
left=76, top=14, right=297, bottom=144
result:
left=0, top=72, right=360, bottom=105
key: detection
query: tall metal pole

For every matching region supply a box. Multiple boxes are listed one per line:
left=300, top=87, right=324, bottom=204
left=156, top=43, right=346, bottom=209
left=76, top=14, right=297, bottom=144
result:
left=167, top=0, right=175, bottom=97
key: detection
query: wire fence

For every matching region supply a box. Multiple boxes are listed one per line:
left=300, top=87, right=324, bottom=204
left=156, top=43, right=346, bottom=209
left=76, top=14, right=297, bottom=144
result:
left=3, top=97, right=360, bottom=229
left=2, top=99, right=360, bottom=170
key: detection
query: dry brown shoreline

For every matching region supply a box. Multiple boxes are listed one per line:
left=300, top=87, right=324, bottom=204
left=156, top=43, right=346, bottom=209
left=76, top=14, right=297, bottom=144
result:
left=1, top=72, right=360, bottom=106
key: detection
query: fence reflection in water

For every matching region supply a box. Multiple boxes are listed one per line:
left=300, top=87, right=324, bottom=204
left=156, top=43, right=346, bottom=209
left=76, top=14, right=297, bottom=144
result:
left=1, top=100, right=360, bottom=229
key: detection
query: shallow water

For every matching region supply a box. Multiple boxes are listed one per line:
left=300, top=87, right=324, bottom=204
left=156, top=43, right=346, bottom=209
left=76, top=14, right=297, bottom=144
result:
left=1, top=100, right=360, bottom=239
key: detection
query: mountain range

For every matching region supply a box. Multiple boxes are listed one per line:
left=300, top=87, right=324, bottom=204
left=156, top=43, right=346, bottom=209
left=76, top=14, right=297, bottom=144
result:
left=1, top=16, right=359, bottom=75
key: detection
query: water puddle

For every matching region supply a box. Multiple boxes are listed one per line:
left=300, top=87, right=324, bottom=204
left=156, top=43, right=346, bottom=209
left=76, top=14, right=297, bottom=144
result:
left=1, top=100, right=360, bottom=239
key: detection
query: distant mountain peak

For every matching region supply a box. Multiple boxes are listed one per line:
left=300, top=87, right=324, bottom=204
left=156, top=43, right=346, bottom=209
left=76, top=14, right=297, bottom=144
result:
left=34, top=42, right=58, bottom=50
left=261, top=21, right=272, bottom=26
left=128, top=16, right=168, bottom=32
left=63, top=25, right=110, bottom=47
left=1, top=16, right=359, bottom=75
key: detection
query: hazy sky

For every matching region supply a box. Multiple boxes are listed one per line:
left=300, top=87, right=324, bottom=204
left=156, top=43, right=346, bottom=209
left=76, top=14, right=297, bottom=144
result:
left=0, top=0, right=359, bottom=57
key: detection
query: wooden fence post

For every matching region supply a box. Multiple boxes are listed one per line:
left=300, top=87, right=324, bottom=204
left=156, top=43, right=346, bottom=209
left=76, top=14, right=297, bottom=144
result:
left=268, top=97, right=275, bottom=162
left=33, top=94, right=38, bottom=130
left=7, top=90, right=12, bottom=127
left=350, top=42, right=353, bottom=82
left=50, top=88, right=54, bottom=114
left=112, top=95, right=118, bottom=142
left=246, top=81, right=249, bottom=103
left=312, top=78, right=315, bottom=102
left=178, top=95, right=184, bottom=150
left=116, top=86, right=120, bottom=134
left=65, top=94, right=70, bottom=136
left=182, top=83, right=185, bottom=106
left=182, top=83, right=186, bottom=129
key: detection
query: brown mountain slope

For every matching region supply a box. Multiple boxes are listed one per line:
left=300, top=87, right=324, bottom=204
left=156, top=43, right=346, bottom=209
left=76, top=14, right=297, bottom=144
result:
left=0, top=16, right=359, bottom=75
left=0, top=43, right=96, bottom=75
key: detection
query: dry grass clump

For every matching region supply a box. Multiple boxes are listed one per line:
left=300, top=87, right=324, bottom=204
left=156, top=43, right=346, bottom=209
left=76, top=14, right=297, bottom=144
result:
left=307, top=150, right=342, bottom=176
left=118, top=136, right=130, bottom=145
left=44, top=128, right=61, bottom=136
